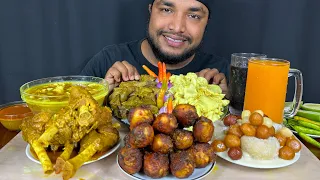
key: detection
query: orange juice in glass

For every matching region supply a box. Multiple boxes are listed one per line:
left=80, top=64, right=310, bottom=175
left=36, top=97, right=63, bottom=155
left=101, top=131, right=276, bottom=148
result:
left=244, top=58, right=303, bottom=123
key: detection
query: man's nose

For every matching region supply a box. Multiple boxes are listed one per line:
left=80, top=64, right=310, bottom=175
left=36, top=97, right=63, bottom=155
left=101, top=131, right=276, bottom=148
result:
left=168, top=13, right=186, bottom=33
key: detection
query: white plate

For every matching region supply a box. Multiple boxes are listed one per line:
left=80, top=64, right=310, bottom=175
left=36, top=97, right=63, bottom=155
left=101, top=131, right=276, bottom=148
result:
left=216, top=151, right=300, bottom=169
left=117, top=155, right=216, bottom=180
left=26, top=141, right=121, bottom=165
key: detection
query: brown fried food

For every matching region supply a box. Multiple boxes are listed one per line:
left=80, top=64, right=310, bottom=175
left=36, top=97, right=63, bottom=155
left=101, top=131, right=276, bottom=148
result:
left=152, top=134, right=173, bottom=154
left=172, top=129, right=194, bottom=150
left=118, top=146, right=143, bottom=174
left=193, top=116, right=214, bottom=143
left=240, top=123, right=256, bottom=136
left=190, top=143, right=216, bottom=168
left=228, top=147, right=242, bottom=160
left=170, top=150, right=195, bottom=178
left=129, top=123, right=154, bottom=148
left=143, top=152, right=169, bottom=178
left=256, top=125, right=270, bottom=139
left=275, top=132, right=287, bottom=146
left=211, top=140, right=227, bottom=152
left=223, top=114, right=238, bottom=126
left=286, top=139, right=301, bottom=153
left=224, top=134, right=241, bottom=148
left=173, top=104, right=199, bottom=127
left=227, top=124, right=243, bottom=138
left=279, top=146, right=295, bottom=160
left=128, top=106, right=154, bottom=130
left=153, top=113, right=178, bottom=134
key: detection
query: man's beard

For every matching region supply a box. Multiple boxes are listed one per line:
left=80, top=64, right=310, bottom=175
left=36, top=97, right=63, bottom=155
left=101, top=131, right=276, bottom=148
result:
left=146, top=29, right=200, bottom=65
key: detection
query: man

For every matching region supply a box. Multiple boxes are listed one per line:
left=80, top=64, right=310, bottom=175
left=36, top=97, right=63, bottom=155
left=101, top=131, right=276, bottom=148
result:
left=81, top=0, right=229, bottom=94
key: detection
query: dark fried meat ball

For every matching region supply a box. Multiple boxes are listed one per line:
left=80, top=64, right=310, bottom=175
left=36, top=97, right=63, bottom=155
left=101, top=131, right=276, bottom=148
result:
left=170, top=150, right=195, bottom=178
left=172, top=129, right=194, bottom=150
left=173, top=104, right=199, bottom=127
left=153, top=113, right=178, bottom=134
left=152, top=134, right=173, bottom=154
left=118, top=146, right=143, bottom=174
left=129, top=123, right=154, bottom=148
left=128, top=106, right=154, bottom=130
left=193, top=116, right=214, bottom=143
left=143, top=152, right=169, bottom=178
left=190, top=143, right=216, bottom=168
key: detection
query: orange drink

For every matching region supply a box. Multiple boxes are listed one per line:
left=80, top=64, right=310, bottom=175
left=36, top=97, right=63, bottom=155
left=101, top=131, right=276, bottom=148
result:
left=244, top=58, right=303, bottom=123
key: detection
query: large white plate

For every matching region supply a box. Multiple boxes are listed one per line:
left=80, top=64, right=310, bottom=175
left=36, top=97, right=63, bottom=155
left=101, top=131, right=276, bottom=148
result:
left=216, top=151, right=300, bottom=169
left=117, top=155, right=216, bottom=180
left=26, top=141, right=121, bottom=165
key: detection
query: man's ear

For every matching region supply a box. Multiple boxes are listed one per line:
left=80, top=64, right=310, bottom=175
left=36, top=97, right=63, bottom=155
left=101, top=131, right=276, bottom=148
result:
left=149, top=4, right=152, bottom=13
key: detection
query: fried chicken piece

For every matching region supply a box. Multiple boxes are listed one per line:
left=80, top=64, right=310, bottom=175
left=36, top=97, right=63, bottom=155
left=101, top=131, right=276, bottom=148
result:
left=129, top=123, right=154, bottom=148
left=153, top=113, right=178, bottom=134
left=143, top=152, right=169, bottom=178
left=152, top=134, right=173, bottom=154
left=193, top=116, right=214, bottom=143
left=173, top=104, right=199, bottom=127
left=128, top=106, right=154, bottom=130
left=118, top=146, right=143, bottom=174
left=62, top=126, right=119, bottom=180
left=170, top=150, right=195, bottom=178
left=190, top=143, right=216, bottom=168
left=172, top=129, right=194, bottom=150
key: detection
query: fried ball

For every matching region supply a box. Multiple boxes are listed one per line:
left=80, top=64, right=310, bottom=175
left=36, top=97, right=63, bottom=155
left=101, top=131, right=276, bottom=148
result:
left=286, top=139, right=301, bottom=153
left=211, top=140, right=227, bottom=152
left=170, top=150, right=195, bottom=178
left=152, top=134, right=173, bottom=154
left=190, top=143, right=216, bottom=168
left=172, top=129, right=194, bottom=150
left=240, top=123, right=256, bottom=136
left=228, top=124, right=243, bottom=138
left=224, top=134, right=241, bottom=148
left=193, top=116, right=214, bottom=143
left=129, top=123, right=154, bottom=148
left=249, top=112, right=263, bottom=126
left=173, top=104, right=199, bottom=127
left=153, top=113, right=178, bottom=134
left=128, top=106, right=154, bottom=130
left=275, top=132, right=287, bottom=146
left=143, top=152, right=169, bottom=178
left=269, top=126, right=275, bottom=137
left=223, top=114, right=238, bottom=126
left=118, top=146, right=143, bottom=174
left=228, top=147, right=242, bottom=160
left=256, top=125, right=270, bottom=139
left=279, top=146, right=295, bottom=160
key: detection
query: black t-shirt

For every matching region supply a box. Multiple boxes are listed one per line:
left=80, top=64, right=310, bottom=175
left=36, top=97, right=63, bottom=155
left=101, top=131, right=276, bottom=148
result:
left=80, top=39, right=229, bottom=79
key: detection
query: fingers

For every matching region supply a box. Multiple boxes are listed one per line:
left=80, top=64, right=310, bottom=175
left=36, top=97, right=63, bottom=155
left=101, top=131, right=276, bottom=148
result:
left=197, top=68, right=210, bottom=78
left=203, top=69, right=219, bottom=83
left=122, top=61, right=140, bottom=80
left=213, top=73, right=226, bottom=85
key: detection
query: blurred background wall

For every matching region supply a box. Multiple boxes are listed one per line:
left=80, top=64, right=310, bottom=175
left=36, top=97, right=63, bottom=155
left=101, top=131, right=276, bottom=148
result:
left=0, top=0, right=319, bottom=104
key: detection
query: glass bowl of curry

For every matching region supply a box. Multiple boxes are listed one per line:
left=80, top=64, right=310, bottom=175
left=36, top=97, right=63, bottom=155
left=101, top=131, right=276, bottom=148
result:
left=0, top=101, right=33, bottom=131
left=20, top=76, right=109, bottom=114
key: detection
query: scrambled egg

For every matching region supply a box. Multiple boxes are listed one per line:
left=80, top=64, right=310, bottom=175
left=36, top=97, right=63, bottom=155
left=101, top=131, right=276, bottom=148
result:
left=169, top=73, right=229, bottom=122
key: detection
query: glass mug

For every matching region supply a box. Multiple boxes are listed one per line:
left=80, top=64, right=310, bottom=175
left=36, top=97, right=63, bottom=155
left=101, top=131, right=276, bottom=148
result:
left=244, top=58, right=303, bottom=123
left=228, top=53, right=267, bottom=115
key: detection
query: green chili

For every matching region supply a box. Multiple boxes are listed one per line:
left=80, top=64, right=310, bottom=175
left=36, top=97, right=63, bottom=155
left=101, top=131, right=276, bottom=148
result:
left=298, top=132, right=320, bottom=148
left=293, top=125, right=320, bottom=135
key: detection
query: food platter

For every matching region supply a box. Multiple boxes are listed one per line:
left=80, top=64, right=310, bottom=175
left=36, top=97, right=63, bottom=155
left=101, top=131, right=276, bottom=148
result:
left=216, top=151, right=300, bottom=169
left=26, top=141, right=121, bottom=165
left=117, top=155, right=216, bottom=180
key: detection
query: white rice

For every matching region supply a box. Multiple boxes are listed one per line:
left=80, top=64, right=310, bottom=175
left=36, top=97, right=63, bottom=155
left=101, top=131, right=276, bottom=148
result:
left=241, top=136, right=280, bottom=160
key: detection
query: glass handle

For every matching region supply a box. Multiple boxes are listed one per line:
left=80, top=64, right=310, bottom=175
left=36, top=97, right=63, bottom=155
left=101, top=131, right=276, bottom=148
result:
left=284, top=69, right=303, bottom=118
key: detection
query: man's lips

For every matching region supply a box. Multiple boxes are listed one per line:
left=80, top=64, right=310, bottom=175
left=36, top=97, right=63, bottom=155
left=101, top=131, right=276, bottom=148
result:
left=163, top=35, right=188, bottom=48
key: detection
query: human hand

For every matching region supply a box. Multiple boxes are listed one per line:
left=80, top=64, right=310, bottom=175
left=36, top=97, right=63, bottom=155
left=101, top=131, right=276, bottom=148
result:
left=196, top=68, right=228, bottom=94
left=105, top=61, right=140, bottom=91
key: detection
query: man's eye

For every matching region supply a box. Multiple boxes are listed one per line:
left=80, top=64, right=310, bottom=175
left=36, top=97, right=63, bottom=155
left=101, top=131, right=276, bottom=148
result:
left=161, top=8, right=172, bottom=13
left=189, top=14, right=201, bottom=19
